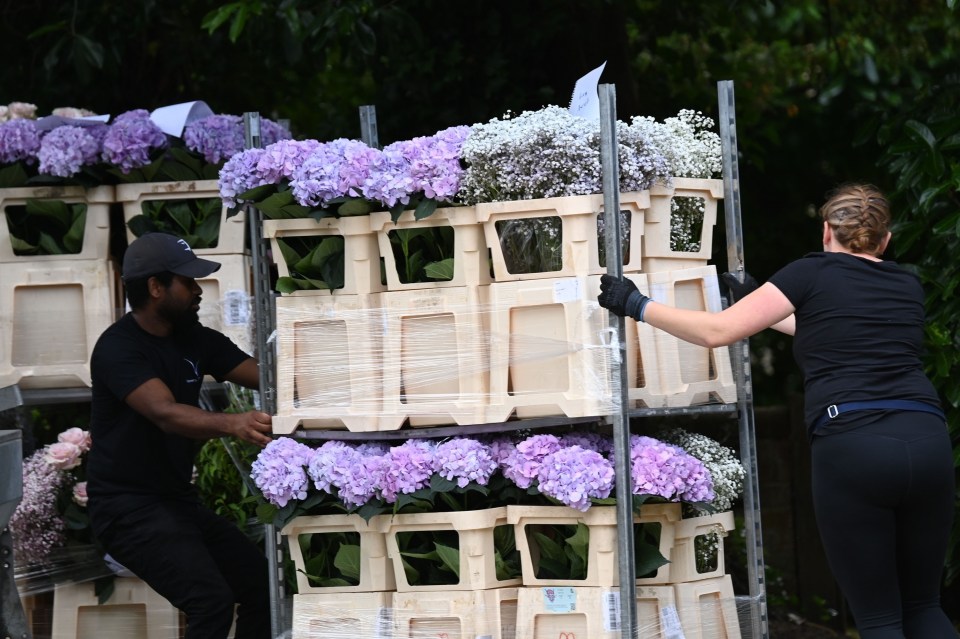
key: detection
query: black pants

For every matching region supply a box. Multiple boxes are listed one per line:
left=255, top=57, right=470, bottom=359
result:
left=811, top=412, right=957, bottom=638
left=97, top=500, right=271, bottom=639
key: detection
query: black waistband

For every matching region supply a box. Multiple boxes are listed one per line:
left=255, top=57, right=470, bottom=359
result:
left=812, top=399, right=945, bottom=433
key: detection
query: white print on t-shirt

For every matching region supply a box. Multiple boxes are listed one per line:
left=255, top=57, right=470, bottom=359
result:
left=183, top=358, right=201, bottom=383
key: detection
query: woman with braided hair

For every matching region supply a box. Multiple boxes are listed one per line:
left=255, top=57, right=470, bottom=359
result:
left=599, top=184, right=956, bottom=638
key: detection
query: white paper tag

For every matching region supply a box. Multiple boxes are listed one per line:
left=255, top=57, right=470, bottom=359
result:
left=568, top=61, right=607, bottom=120
left=661, top=605, right=686, bottom=639
left=602, top=590, right=621, bottom=632
left=542, top=587, right=577, bottom=613
left=222, top=289, right=250, bottom=327
left=149, top=100, right=214, bottom=137
left=553, top=278, right=582, bottom=303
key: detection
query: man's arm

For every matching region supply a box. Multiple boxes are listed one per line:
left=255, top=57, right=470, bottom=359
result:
left=125, top=377, right=273, bottom=447
left=224, top=356, right=261, bottom=390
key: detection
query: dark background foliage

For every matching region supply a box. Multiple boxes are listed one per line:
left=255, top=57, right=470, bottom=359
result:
left=4, top=0, right=958, bottom=631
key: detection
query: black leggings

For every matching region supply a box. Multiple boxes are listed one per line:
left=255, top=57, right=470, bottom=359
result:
left=811, top=412, right=957, bottom=638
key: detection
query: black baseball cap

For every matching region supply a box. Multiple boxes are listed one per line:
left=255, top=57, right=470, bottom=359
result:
left=122, top=232, right=221, bottom=281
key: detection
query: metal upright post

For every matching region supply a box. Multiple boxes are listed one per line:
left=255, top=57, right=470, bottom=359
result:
left=1, top=429, right=29, bottom=639
left=359, top=105, right=379, bottom=148
left=242, top=111, right=284, bottom=638
left=599, top=83, right=639, bottom=639
left=717, top=80, right=769, bottom=639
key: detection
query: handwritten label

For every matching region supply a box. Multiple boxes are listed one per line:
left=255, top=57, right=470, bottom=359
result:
left=568, top=61, right=607, bottom=120
left=553, top=278, right=582, bottom=303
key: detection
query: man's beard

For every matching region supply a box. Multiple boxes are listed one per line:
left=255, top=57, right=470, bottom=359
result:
left=160, top=302, right=201, bottom=331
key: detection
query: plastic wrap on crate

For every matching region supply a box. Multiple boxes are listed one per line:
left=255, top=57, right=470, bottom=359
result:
left=369, top=205, right=492, bottom=290
left=270, top=282, right=620, bottom=434
left=0, top=185, right=114, bottom=263
left=50, top=576, right=183, bottom=639
left=116, top=180, right=246, bottom=255
left=475, top=191, right=650, bottom=281
left=195, top=252, right=254, bottom=355
left=643, top=177, right=723, bottom=272
left=0, top=257, right=120, bottom=389
left=392, top=587, right=518, bottom=639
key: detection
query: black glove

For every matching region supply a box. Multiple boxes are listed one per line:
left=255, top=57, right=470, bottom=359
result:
left=599, top=274, right=652, bottom=322
left=719, top=271, right=760, bottom=302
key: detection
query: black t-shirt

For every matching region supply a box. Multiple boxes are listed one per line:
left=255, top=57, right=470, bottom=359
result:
left=768, top=252, right=940, bottom=433
left=86, top=313, right=250, bottom=536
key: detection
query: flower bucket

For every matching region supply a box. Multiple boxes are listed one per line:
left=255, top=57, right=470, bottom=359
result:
left=116, top=179, right=245, bottom=256
left=669, top=510, right=736, bottom=583
left=642, top=177, right=723, bottom=273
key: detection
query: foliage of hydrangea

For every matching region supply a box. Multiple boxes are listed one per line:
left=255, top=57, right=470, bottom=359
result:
left=0, top=118, right=41, bottom=164
left=37, top=125, right=101, bottom=177
left=250, top=436, right=315, bottom=508
left=290, top=138, right=380, bottom=207
left=457, top=105, right=670, bottom=205
left=537, top=445, right=615, bottom=511
left=100, top=109, right=168, bottom=173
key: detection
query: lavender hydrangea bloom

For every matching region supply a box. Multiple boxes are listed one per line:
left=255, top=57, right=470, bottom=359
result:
left=101, top=109, right=168, bottom=173
left=378, top=440, right=436, bottom=503
left=218, top=148, right=268, bottom=207
left=486, top=436, right=516, bottom=468
left=261, top=118, right=292, bottom=146
left=250, top=437, right=315, bottom=507
left=9, top=451, right=68, bottom=565
left=537, top=445, right=615, bottom=511
left=434, top=438, right=498, bottom=488
left=38, top=126, right=101, bottom=177
left=256, top=139, right=323, bottom=186
left=307, top=440, right=355, bottom=494
left=629, top=435, right=714, bottom=503
left=559, top=432, right=614, bottom=455
left=306, top=440, right=385, bottom=508
left=501, top=434, right=563, bottom=489
left=290, top=138, right=380, bottom=207
left=184, top=114, right=245, bottom=164
left=0, top=118, right=41, bottom=165
left=362, top=143, right=417, bottom=208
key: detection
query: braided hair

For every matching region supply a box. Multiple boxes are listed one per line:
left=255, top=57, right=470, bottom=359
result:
left=819, top=183, right=891, bottom=256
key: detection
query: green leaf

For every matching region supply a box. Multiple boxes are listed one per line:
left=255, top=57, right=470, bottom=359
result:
left=333, top=544, right=362, bottom=581
left=62, top=208, right=87, bottom=253
left=413, top=198, right=438, bottom=221
left=423, top=258, right=454, bottom=281
left=433, top=542, right=461, bottom=578
left=337, top=198, right=373, bottom=217
left=239, top=184, right=279, bottom=203
left=25, top=197, right=72, bottom=230
left=0, top=163, right=29, bottom=188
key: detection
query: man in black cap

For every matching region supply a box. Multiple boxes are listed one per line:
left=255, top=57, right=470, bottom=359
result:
left=86, top=232, right=273, bottom=639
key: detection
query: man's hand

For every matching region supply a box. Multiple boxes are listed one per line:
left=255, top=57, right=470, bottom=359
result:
left=229, top=411, right=273, bottom=447
left=598, top=274, right=652, bottom=322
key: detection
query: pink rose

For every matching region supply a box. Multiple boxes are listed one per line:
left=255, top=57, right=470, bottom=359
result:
left=58, top=427, right=92, bottom=453
left=72, top=481, right=89, bottom=507
left=44, top=442, right=82, bottom=470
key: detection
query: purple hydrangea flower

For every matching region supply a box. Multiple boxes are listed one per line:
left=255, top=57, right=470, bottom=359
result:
left=101, top=109, right=168, bottom=173
left=256, top=139, right=323, bottom=185
left=250, top=437, right=315, bottom=507
left=184, top=114, right=246, bottom=164
left=261, top=118, right=292, bottom=146
left=537, top=445, right=615, bottom=511
left=486, top=436, right=516, bottom=468
left=629, top=435, right=714, bottom=503
left=38, top=125, right=101, bottom=177
left=559, top=432, right=614, bottom=455
left=501, top=434, right=563, bottom=489
left=290, top=138, right=380, bottom=207
left=218, top=147, right=268, bottom=207
left=0, top=118, right=41, bottom=165
left=378, top=439, right=436, bottom=503
left=306, top=440, right=385, bottom=508
left=434, top=438, right=498, bottom=488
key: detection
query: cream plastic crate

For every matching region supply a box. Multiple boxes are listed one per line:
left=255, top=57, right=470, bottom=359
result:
left=515, top=585, right=678, bottom=639
left=646, top=265, right=737, bottom=407
left=485, top=276, right=617, bottom=421
left=195, top=252, right=253, bottom=356
left=263, top=216, right=385, bottom=296
left=379, top=285, right=490, bottom=427
left=476, top=192, right=649, bottom=281
left=292, top=591, right=393, bottom=639
left=383, top=507, right=522, bottom=592
left=0, top=185, right=114, bottom=263
left=507, top=503, right=681, bottom=588
left=643, top=177, right=723, bottom=273
left=281, top=514, right=395, bottom=594
left=116, top=180, right=245, bottom=255
left=272, top=291, right=402, bottom=434
left=0, top=258, right=118, bottom=389
left=670, top=510, right=736, bottom=583
left=50, top=576, right=181, bottom=639
left=370, top=205, right=492, bottom=291
left=392, top=587, right=518, bottom=639
left=673, top=575, right=743, bottom=639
